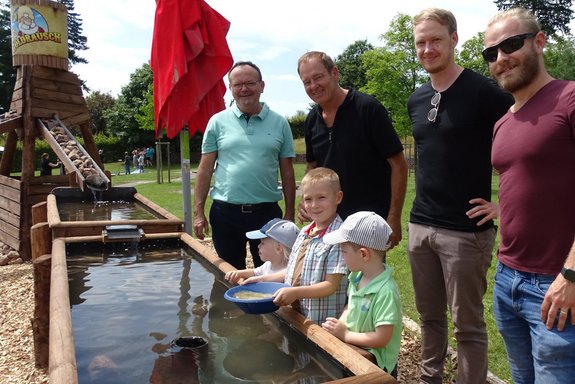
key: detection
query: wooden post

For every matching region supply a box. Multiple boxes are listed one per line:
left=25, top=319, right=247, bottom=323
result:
left=49, top=239, right=78, bottom=384
left=32, top=253, right=51, bottom=368
left=0, top=130, right=18, bottom=176
left=32, top=201, right=48, bottom=225
left=20, top=65, right=35, bottom=262
left=31, top=221, right=52, bottom=368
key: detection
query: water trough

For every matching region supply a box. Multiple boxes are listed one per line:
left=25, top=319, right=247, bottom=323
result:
left=31, top=189, right=395, bottom=383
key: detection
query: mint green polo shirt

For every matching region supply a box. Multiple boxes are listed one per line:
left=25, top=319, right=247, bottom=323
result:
left=344, top=266, right=403, bottom=372
left=202, top=102, right=295, bottom=204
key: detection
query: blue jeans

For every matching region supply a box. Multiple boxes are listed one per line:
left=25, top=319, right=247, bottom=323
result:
left=493, top=262, right=575, bottom=384
left=209, top=200, right=282, bottom=270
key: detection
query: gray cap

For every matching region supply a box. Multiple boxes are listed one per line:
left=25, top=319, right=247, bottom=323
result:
left=246, top=218, right=299, bottom=250
left=323, top=211, right=392, bottom=251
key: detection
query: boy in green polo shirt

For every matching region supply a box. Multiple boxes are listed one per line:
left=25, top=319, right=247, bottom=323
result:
left=322, top=211, right=402, bottom=378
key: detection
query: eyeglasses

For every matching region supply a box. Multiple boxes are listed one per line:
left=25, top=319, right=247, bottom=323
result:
left=231, top=81, right=260, bottom=90
left=481, top=32, right=536, bottom=63
left=427, top=92, right=441, bottom=123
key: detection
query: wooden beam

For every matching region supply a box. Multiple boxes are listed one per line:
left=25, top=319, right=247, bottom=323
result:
left=49, top=239, right=78, bottom=384
left=0, top=115, right=22, bottom=134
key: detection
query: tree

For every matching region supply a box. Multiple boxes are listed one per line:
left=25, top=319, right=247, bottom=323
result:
left=544, top=34, right=575, bottom=80
left=0, top=3, right=14, bottom=114
left=494, top=0, right=573, bottom=37
left=58, top=0, right=88, bottom=65
left=104, top=63, right=155, bottom=148
left=0, top=0, right=88, bottom=113
left=335, top=39, right=374, bottom=90
left=85, top=90, right=115, bottom=134
left=456, top=32, right=490, bottom=78
left=362, top=13, right=426, bottom=139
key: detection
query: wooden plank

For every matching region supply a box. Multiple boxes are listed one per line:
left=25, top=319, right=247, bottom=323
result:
left=46, top=194, right=60, bottom=226
left=0, top=115, right=22, bottom=134
left=31, top=87, right=86, bottom=106
left=31, top=223, right=52, bottom=260
left=0, top=207, right=20, bottom=227
left=32, top=201, right=48, bottom=225
left=31, top=76, right=83, bottom=96
left=32, top=107, right=83, bottom=121
left=0, top=219, right=20, bottom=239
left=61, top=113, right=90, bottom=130
left=32, top=253, right=51, bottom=368
left=0, top=229, right=20, bottom=250
left=0, top=183, right=21, bottom=202
left=49, top=239, right=79, bottom=384
left=0, top=196, right=21, bottom=214
left=0, top=131, right=18, bottom=175
left=31, top=98, right=88, bottom=114
left=32, top=66, right=82, bottom=86
left=37, top=120, right=86, bottom=187
left=325, top=371, right=394, bottom=384
left=0, top=174, right=22, bottom=189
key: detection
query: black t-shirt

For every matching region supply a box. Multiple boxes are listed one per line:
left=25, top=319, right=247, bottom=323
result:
left=40, top=158, right=51, bottom=176
left=305, top=89, right=404, bottom=219
left=407, top=69, right=514, bottom=231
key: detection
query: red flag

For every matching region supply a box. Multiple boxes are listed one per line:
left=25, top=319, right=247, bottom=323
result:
left=151, top=0, right=233, bottom=139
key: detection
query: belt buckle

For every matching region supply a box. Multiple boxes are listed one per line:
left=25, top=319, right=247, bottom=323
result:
left=241, top=204, right=253, bottom=213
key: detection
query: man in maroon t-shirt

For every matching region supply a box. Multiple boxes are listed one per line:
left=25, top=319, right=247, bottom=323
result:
left=486, top=8, right=575, bottom=383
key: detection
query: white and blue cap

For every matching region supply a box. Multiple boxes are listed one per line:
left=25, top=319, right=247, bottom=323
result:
left=323, top=211, right=392, bottom=251
left=246, top=218, right=299, bottom=250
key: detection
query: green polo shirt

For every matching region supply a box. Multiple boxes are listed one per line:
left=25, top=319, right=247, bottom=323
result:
left=344, top=266, right=402, bottom=372
left=202, top=102, right=295, bottom=204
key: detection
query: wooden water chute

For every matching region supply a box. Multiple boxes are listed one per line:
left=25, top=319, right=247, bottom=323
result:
left=0, top=1, right=106, bottom=261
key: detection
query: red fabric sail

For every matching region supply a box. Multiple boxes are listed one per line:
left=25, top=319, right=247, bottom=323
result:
left=151, top=0, right=233, bottom=138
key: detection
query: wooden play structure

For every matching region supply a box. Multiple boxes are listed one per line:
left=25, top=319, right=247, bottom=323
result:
left=0, top=0, right=107, bottom=261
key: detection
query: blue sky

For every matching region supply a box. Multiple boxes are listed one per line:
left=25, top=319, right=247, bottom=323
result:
left=71, top=0, right=547, bottom=118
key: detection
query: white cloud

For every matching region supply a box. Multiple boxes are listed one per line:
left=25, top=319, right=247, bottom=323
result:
left=70, top=0, right=573, bottom=117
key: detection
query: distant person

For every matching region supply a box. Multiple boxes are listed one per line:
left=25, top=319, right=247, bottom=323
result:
left=484, top=8, right=575, bottom=382
left=138, top=152, right=145, bottom=173
left=407, top=8, right=514, bottom=383
left=225, top=218, right=299, bottom=285
left=322, top=211, right=402, bottom=378
left=296, top=51, right=407, bottom=249
left=146, top=146, right=155, bottom=167
left=193, top=61, right=296, bottom=270
left=271, top=167, right=348, bottom=325
left=132, top=149, right=138, bottom=170
left=123, top=152, right=131, bottom=175
left=39, top=153, right=60, bottom=176
left=98, top=149, right=104, bottom=164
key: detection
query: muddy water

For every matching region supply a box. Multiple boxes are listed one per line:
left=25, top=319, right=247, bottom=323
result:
left=58, top=200, right=160, bottom=221
left=67, top=242, right=348, bottom=383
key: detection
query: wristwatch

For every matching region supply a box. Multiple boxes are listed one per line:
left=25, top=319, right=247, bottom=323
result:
left=561, top=267, right=575, bottom=283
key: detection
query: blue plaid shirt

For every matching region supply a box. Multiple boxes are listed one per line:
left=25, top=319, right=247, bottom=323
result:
left=285, top=216, right=348, bottom=324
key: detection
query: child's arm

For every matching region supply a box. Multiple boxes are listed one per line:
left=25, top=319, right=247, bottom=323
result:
left=224, top=269, right=255, bottom=285
left=241, top=270, right=286, bottom=285
left=273, top=273, right=343, bottom=306
left=322, top=318, right=395, bottom=349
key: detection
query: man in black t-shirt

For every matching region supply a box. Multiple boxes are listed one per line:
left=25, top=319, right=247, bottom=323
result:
left=296, top=51, right=408, bottom=250
left=407, top=8, right=513, bottom=384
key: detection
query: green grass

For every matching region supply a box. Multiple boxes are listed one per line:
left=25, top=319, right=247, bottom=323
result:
left=111, top=160, right=511, bottom=382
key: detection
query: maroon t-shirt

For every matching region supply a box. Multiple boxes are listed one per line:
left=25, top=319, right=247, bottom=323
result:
left=492, top=80, right=575, bottom=275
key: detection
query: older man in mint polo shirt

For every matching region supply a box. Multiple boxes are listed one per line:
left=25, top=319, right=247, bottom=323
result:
left=193, top=61, right=296, bottom=270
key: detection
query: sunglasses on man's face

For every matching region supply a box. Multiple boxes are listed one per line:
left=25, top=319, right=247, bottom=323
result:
left=481, top=32, right=536, bottom=63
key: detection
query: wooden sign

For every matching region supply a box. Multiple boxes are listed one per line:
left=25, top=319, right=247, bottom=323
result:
left=10, top=0, right=69, bottom=70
